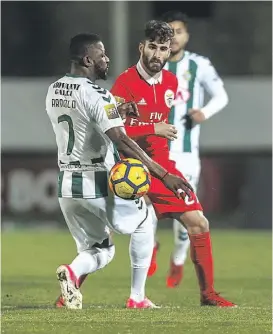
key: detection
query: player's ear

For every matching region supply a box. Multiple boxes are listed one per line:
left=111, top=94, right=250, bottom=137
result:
left=185, top=32, right=189, bottom=44
left=139, top=42, right=144, bottom=54
left=82, top=55, right=93, bottom=67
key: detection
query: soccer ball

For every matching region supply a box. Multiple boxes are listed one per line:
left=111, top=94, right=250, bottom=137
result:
left=109, top=158, right=151, bottom=200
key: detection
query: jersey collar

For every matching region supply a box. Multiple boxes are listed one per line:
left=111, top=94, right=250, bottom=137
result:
left=136, top=61, right=162, bottom=85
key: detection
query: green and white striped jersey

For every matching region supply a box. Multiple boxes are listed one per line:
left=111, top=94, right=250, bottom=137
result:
left=46, top=74, right=123, bottom=199
left=164, top=51, right=224, bottom=156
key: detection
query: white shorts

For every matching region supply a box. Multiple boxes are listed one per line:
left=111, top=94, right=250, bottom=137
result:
left=170, top=152, right=201, bottom=192
left=59, top=193, right=147, bottom=253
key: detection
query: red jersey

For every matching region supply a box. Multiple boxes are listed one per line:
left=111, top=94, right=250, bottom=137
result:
left=111, top=62, right=202, bottom=217
left=111, top=63, right=178, bottom=167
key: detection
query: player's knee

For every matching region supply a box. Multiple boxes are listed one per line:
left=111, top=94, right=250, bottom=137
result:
left=179, top=210, right=209, bottom=234
left=196, top=215, right=209, bottom=231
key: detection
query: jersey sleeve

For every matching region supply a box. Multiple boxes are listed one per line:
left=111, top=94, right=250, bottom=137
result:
left=198, top=58, right=228, bottom=119
left=85, top=88, right=124, bottom=133
left=111, top=76, right=132, bottom=106
left=200, top=58, right=224, bottom=95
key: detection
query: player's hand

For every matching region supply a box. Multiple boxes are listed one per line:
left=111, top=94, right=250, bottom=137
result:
left=117, top=102, right=139, bottom=120
left=188, top=109, right=206, bottom=124
left=154, top=122, right=177, bottom=140
left=162, top=173, right=194, bottom=199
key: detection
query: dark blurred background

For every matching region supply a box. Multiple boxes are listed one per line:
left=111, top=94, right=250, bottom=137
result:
left=1, top=1, right=272, bottom=230
left=2, top=1, right=272, bottom=77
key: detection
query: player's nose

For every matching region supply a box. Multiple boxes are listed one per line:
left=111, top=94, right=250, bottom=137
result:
left=154, top=49, right=161, bottom=58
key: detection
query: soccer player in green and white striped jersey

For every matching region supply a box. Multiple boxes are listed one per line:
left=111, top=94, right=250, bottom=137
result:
left=47, top=33, right=193, bottom=309
left=149, top=11, right=229, bottom=288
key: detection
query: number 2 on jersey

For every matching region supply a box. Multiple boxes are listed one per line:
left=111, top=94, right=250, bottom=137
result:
left=58, top=114, right=75, bottom=155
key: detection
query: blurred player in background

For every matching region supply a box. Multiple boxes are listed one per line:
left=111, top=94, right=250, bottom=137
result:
left=147, top=11, right=229, bottom=288
left=111, top=20, right=235, bottom=307
left=48, top=33, right=193, bottom=309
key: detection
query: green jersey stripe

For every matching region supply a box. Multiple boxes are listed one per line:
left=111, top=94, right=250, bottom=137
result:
left=58, top=171, right=64, bottom=197
left=94, top=171, right=108, bottom=198
left=113, top=144, right=121, bottom=163
left=167, top=61, right=177, bottom=150
left=184, top=60, right=198, bottom=152
left=72, top=172, right=83, bottom=198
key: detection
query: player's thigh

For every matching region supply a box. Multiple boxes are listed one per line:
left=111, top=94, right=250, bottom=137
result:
left=148, top=171, right=202, bottom=219
left=104, top=193, right=148, bottom=235
left=58, top=197, right=110, bottom=252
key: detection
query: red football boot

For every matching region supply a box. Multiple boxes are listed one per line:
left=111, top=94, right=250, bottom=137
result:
left=166, top=259, right=183, bottom=288
left=201, top=291, right=237, bottom=307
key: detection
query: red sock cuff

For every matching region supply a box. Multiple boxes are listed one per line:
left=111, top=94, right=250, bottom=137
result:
left=189, top=231, right=210, bottom=242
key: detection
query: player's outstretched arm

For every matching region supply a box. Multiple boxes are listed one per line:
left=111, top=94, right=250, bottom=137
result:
left=105, top=126, right=193, bottom=198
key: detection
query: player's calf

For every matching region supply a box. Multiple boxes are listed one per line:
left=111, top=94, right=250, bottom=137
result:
left=55, top=245, right=115, bottom=308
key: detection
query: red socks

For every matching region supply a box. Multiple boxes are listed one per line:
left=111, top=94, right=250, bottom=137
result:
left=189, top=231, right=214, bottom=295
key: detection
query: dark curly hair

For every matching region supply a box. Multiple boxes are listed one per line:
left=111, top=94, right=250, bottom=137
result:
left=69, top=33, right=101, bottom=62
left=144, top=20, right=174, bottom=44
left=161, top=11, right=189, bottom=30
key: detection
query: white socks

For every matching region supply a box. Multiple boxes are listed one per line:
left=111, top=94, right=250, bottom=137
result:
left=69, top=246, right=115, bottom=279
left=129, top=211, right=154, bottom=302
left=172, top=220, right=190, bottom=266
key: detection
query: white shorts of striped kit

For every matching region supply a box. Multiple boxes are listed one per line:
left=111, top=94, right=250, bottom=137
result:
left=58, top=194, right=148, bottom=253
left=169, top=152, right=201, bottom=193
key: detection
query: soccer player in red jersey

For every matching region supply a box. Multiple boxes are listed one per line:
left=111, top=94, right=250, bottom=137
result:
left=111, top=20, right=236, bottom=307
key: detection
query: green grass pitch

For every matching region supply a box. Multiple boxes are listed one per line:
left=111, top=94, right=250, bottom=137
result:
left=2, top=229, right=272, bottom=333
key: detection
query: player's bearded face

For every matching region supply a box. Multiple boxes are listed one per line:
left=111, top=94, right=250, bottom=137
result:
left=94, top=60, right=109, bottom=80
left=92, top=42, right=110, bottom=80
left=142, top=41, right=170, bottom=74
